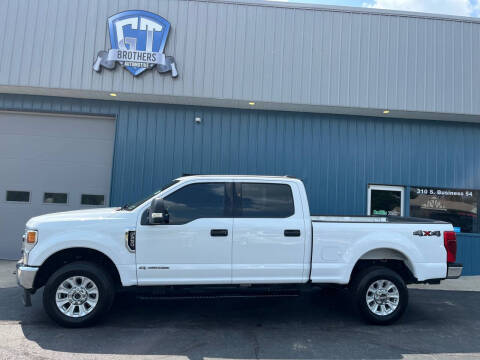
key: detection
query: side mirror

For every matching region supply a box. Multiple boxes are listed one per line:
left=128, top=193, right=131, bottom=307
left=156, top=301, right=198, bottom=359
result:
left=149, top=198, right=169, bottom=224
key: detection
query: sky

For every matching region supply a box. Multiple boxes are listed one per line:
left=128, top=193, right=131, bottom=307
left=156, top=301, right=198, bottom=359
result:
left=271, top=0, right=480, bottom=17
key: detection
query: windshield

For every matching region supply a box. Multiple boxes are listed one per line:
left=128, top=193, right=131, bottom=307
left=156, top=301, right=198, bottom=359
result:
left=121, top=180, right=180, bottom=211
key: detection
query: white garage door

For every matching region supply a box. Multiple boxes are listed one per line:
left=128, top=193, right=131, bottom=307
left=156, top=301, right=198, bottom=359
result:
left=0, top=111, right=115, bottom=260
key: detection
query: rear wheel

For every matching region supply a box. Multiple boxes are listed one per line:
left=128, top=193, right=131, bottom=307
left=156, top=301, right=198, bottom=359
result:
left=43, top=261, right=115, bottom=327
left=351, top=266, right=408, bottom=325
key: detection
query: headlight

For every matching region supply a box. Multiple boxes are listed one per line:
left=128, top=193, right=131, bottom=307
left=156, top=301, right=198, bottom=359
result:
left=22, top=230, right=38, bottom=264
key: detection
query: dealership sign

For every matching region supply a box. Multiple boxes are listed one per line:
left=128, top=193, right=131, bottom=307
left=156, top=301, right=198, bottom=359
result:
left=93, top=10, right=178, bottom=77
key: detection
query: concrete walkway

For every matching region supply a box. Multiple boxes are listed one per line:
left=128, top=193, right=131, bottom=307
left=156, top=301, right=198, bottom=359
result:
left=410, top=275, right=480, bottom=291
left=0, top=260, right=18, bottom=288
left=2, top=260, right=480, bottom=360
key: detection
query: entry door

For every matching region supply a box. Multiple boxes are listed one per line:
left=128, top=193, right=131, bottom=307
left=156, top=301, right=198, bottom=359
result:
left=135, top=182, right=233, bottom=285
left=232, top=182, right=307, bottom=283
left=367, top=184, right=405, bottom=216
left=0, top=112, right=115, bottom=260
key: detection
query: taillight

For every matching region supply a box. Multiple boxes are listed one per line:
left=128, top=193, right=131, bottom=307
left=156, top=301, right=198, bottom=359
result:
left=444, top=231, right=457, bottom=263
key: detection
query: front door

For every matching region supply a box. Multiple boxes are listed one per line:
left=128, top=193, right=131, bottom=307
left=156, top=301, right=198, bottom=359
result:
left=232, top=181, right=307, bottom=283
left=136, top=181, right=233, bottom=285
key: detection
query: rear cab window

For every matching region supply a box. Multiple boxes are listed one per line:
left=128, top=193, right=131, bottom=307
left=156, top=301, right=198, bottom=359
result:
left=235, top=182, right=295, bottom=218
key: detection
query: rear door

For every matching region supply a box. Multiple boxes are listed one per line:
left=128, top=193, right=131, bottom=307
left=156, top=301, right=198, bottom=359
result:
left=232, top=181, right=307, bottom=283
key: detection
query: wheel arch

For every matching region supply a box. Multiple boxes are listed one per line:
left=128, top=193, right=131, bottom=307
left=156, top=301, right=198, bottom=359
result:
left=349, top=247, right=417, bottom=284
left=34, top=247, right=122, bottom=290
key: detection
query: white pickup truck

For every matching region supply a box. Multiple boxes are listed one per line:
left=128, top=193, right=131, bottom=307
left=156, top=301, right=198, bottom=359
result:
left=17, top=175, right=462, bottom=327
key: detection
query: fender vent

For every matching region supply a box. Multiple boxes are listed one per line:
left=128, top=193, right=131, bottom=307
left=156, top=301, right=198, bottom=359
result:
left=125, top=231, right=136, bottom=252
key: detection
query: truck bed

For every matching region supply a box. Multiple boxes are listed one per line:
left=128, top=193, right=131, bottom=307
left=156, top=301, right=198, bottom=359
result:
left=310, top=216, right=451, bottom=284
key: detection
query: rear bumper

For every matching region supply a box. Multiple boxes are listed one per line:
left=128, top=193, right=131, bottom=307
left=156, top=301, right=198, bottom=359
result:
left=447, top=263, right=463, bottom=279
left=16, top=260, right=38, bottom=290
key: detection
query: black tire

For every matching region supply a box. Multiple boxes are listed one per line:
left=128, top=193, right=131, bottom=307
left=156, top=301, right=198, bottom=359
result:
left=43, top=261, right=115, bottom=328
left=350, top=266, right=408, bottom=325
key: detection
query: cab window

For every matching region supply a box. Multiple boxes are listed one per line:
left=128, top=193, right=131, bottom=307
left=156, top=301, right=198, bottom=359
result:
left=163, top=182, right=229, bottom=225
left=236, top=183, right=294, bottom=218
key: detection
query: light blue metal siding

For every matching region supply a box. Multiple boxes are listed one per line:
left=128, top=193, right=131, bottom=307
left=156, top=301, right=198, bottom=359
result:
left=1, top=93, right=479, bottom=274
left=2, top=0, right=480, bottom=117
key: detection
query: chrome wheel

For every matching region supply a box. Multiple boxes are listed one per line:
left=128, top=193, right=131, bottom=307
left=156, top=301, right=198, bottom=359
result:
left=365, top=279, right=399, bottom=316
left=55, top=276, right=99, bottom=318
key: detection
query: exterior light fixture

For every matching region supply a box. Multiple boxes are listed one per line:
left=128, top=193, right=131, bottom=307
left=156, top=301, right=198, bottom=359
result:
left=383, top=110, right=390, bottom=114
left=109, top=93, right=117, bottom=97
left=249, top=102, right=255, bottom=106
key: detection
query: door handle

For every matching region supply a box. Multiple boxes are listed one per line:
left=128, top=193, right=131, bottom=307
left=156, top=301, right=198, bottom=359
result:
left=284, top=229, right=301, bottom=237
left=211, top=229, right=228, bottom=237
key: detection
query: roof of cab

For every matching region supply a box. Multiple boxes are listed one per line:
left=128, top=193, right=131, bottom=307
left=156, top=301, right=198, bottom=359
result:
left=175, top=174, right=301, bottom=182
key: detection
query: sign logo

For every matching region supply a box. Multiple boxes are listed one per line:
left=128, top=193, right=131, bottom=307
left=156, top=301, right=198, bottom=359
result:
left=93, top=10, right=178, bottom=77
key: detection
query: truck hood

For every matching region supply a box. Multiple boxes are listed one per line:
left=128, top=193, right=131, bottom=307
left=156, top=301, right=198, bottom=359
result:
left=26, top=207, right=131, bottom=228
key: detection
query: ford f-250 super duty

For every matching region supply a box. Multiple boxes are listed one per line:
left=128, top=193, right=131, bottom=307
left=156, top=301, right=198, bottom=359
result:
left=17, top=175, right=462, bottom=327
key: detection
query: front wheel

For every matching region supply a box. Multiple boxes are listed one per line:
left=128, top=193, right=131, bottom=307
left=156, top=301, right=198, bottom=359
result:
left=351, top=266, right=408, bottom=325
left=43, top=261, right=115, bottom=327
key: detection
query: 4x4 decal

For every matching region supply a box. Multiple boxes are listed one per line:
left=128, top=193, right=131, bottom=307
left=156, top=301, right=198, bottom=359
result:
left=413, top=230, right=441, bottom=237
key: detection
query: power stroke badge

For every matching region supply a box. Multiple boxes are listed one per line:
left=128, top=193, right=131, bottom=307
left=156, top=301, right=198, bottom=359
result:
left=93, top=10, right=178, bottom=78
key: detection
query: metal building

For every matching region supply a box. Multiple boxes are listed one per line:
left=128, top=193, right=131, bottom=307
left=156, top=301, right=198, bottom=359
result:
left=0, top=0, right=479, bottom=274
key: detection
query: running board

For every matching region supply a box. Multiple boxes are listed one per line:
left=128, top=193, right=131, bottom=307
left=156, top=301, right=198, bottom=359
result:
left=136, top=292, right=299, bottom=300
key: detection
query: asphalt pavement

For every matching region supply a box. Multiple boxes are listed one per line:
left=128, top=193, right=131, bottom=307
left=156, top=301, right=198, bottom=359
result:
left=1, top=260, right=480, bottom=360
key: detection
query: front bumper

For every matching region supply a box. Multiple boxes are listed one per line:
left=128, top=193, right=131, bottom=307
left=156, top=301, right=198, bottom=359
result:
left=16, top=261, right=38, bottom=290
left=447, top=263, right=463, bottom=279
